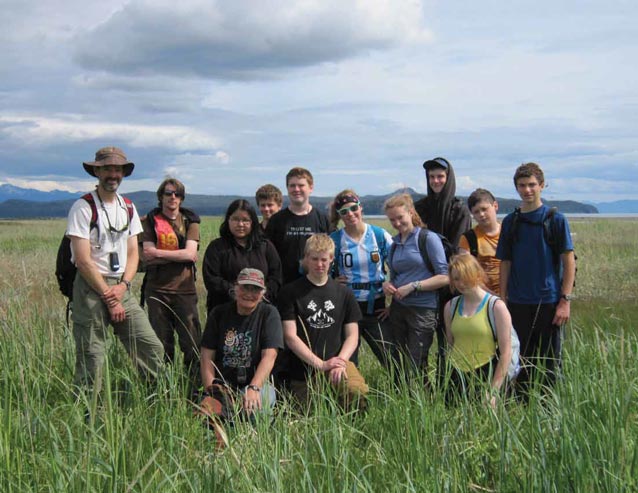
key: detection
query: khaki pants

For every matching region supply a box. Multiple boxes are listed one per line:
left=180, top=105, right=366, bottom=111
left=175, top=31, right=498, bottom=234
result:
left=72, top=275, right=164, bottom=393
left=290, top=361, right=369, bottom=412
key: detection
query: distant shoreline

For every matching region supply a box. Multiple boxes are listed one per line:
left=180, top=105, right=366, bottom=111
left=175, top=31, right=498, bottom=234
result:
left=366, top=213, right=638, bottom=220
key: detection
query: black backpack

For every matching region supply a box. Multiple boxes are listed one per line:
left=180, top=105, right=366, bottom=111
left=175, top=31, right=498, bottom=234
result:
left=507, top=206, right=577, bottom=286
left=55, top=193, right=134, bottom=319
left=461, top=229, right=479, bottom=257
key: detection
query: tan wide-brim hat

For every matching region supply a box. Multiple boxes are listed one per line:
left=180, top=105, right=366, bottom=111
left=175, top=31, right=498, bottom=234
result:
left=83, top=146, right=135, bottom=177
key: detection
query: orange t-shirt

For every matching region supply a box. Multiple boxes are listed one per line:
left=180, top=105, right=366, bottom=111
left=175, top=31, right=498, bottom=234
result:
left=459, top=226, right=501, bottom=295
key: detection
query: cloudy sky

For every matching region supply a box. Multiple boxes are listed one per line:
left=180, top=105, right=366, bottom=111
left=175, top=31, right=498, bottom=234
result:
left=1, top=0, right=636, bottom=202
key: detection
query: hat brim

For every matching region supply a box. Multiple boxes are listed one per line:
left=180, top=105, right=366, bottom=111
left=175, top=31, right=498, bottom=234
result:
left=83, top=161, right=135, bottom=177
left=237, top=280, right=266, bottom=290
left=423, top=158, right=449, bottom=171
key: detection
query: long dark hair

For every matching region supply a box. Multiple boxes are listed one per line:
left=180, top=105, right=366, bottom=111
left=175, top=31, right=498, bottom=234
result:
left=219, top=199, right=263, bottom=249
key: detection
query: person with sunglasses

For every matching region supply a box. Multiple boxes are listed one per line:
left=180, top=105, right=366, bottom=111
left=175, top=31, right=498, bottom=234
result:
left=203, top=199, right=282, bottom=314
left=141, top=178, right=202, bottom=387
left=329, top=190, right=394, bottom=369
left=65, top=147, right=164, bottom=394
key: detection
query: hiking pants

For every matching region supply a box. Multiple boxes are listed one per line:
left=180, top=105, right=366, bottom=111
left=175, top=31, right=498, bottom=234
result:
left=145, top=289, right=201, bottom=374
left=349, top=299, right=394, bottom=369
left=72, top=275, right=164, bottom=393
left=289, top=362, right=369, bottom=412
left=507, top=301, right=562, bottom=395
left=385, top=302, right=437, bottom=386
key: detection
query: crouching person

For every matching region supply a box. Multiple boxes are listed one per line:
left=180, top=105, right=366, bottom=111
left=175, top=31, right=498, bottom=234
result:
left=443, top=255, right=513, bottom=408
left=278, top=234, right=369, bottom=412
left=199, top=268, right=283, bottom=446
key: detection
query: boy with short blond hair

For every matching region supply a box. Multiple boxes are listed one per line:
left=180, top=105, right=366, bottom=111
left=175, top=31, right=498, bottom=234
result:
left=255, top=184, right=283, bottom=230
left=265, top=167, right=330, bottom=284
left=459, top=188, right=501, bottom=294
left=277, top=233, right=368, bottom=410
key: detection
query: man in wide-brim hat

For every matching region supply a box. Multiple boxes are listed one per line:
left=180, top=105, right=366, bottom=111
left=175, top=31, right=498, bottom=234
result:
left=66, top=146, right=163, bottom=394
left=83, top=146, right=135, bottom=177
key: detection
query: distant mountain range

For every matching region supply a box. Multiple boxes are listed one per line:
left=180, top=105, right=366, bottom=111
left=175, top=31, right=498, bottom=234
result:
left=0, top=183, right=620, bottom=218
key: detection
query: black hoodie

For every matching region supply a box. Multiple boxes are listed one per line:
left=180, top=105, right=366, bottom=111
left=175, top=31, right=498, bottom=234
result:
left=414, top=159, right=471, bottom=247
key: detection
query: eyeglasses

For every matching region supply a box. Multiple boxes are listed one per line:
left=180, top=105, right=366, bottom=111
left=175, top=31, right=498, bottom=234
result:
left=229, top=217, right=252, bottom=224
left=337, top=203, right=361, bottom=216
left=238, top=284, right=264, bottom=293
left=163, top=191, right=182, bottom=198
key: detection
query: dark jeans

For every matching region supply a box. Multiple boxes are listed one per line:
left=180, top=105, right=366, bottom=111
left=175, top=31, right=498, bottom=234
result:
left=385, top=302, right=437, bottom=385
left=145, top=290, right=201, bottom=382
left=507, top=301, right=562, bottom=395
left=445, top=357, right=497, bottom=406
left=350, top=299, right=394, bottom=369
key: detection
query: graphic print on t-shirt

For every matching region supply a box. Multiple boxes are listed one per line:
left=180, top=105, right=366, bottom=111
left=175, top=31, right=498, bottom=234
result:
left=286, top=225, right=315, bottom=237
left=222, top=327, right=252, bottom=368
left=306, top=299, right=335, bottom=329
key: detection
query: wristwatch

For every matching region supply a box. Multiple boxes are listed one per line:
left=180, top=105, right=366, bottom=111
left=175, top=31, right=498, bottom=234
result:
left=560, top=294, right=573, bottom=302
left=246, top=384, right=261, bottom=392
left=121, top=279, right=131, bottom=291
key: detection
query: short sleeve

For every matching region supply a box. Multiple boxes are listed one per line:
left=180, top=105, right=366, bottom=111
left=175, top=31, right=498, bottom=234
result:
left=277, top=285, right=296, bottom=321
left=201, top=307, right=221, bottom=349
left=458, top=233, right=470, bottom=252
left=260, top=305, right=284, bottom=350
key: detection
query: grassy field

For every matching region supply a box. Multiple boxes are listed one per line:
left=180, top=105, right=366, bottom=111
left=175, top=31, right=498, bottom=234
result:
left=0, top=217, right=637, bottom=492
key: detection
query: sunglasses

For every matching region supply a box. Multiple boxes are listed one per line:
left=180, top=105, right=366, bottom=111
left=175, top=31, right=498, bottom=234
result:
left=163, top=190, right=183, bottom=198
left=337, top=203, right=361, bottom=216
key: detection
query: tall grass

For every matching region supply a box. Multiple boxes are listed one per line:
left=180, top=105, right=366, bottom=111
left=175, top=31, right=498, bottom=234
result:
left=0, top=218, right=637, bottom=492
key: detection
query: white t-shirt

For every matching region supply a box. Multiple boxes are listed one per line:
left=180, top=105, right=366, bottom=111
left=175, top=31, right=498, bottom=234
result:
left=66, top=190, right=142, bottom=276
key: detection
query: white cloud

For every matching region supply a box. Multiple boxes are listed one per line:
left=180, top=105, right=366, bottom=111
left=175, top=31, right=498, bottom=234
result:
left=4, top=177, right=88, bottom=193
left=0, top=115, right=220, bottom=151
left=215, top=151, right=230, bottom=165
left=73, top=0, right=431, bottom=79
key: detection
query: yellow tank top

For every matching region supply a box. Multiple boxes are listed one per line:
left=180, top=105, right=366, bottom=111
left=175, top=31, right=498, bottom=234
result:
left=449, top=294, right=497, bottom=372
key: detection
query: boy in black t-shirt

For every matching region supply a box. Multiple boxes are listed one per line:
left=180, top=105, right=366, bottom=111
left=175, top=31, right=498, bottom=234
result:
left=278, top=234, right=368, bottom=411
left=265, top=167, right=330, bottom=284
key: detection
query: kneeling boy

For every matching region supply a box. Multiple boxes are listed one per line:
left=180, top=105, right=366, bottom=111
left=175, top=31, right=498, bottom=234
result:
left=278, top=233, right=368, bottom=411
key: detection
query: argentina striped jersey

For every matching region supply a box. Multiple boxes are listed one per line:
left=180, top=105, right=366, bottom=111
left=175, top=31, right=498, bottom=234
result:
left=331, top=224, right=393, bottom=302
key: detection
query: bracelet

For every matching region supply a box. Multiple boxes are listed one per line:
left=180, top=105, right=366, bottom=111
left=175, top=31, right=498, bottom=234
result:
left=411, top=281, right=420, bottom=292
left=246, top=384, right=261, bottom=392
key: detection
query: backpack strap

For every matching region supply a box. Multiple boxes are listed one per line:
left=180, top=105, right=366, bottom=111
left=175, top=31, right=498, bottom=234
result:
left=81, top=193, right=99, bottom=230
left=388, top=240, right=397, bottom=280
left=486, top=295, right=499, bottom=341
left=417, top=228, right=434, bottom=273
left=329, top=229, right=343, bottom=277
left=463, top=229, right=478, bottom=257
left=449, top=295, right=462, bottom=321
left=543, top=207, right=562, bottom=270
left=122, top=196, right=134, bottom=222
left=370, top=225, right=388, bottom=260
